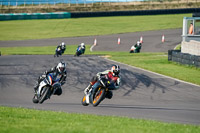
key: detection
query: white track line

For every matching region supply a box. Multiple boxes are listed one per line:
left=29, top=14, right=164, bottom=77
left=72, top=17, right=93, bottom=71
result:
left=103, top=57, right=200, bottom=87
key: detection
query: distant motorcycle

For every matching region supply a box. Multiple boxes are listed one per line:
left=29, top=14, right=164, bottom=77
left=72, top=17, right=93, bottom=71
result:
left=130, top=41, right=142, bottom=53
left=74, top=46, right=85, bottom=57
left=81, top=75, right=113, bottom=107
left=54, top=47, right=64, bottom=57
left=32, top=73, right=62, bottom=104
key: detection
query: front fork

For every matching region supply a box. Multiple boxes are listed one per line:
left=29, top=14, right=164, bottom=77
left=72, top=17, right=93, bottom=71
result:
left=86, top=89, right=93, bottom=104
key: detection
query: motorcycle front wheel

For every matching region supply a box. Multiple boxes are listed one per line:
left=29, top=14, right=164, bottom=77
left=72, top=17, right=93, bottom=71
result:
left=81, top=96, right=89, bottom=106
left=32, top=94, right=39, bottom=104
left=39, top=86, right=50, bottom=104
left=91, top=87, right=106, bottom=107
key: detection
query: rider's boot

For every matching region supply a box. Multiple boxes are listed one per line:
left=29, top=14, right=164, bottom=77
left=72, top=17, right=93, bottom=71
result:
left=105, top=91, right=113, bottom=99
left=34, top=83, right=39, bottom=93
left=84, top=83, right=92, bottom=95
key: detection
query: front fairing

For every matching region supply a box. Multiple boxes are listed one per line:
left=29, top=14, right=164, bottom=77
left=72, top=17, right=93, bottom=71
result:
left=49, top=73, right=61, bottom=83
left=37, top=73, right=60, bottom=95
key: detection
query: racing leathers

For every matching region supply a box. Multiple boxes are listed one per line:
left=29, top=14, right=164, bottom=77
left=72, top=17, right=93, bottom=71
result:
left=55, top=44, right=66, bottom=57
left=34, top=66, right=67, bottom=96
left=75, top=44, right=85, bottom=56
left=130, top=41, right=142, bottom=53
left=84, top=70, right=121, bottom=99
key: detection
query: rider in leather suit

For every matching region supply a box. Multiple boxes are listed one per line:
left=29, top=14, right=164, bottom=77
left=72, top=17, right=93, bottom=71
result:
left=84, top=65, right=121, bottom=99
left=34, top=61, right=67, bottom=95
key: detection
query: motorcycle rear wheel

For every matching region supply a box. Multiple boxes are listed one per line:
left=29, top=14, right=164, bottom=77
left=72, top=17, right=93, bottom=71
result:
left=81, top=96, right=89, bottom=106
left=39, top=86, right=50, bottom=104
left=91, top=87, right=106, bottom=107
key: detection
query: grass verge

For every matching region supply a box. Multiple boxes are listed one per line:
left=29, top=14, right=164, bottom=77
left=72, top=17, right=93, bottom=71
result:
left=0, top=14, right=191, bottom=41
left=109, top=52, right=200, bottom=85
left=0, top=106, right=200, bottom=133
left=0, top=45, right=200, bottom=85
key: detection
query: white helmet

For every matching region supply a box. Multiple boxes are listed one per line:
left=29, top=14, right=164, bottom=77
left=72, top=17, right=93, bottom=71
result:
left=111, top=65, right=120, bottom=76
left=80, top=43, right=85, bottom=47
left=61, top=42, right=65, bottom=47
left=137, top=41, right=140, bottom=46
left=56, top=62, right=66, bottom=74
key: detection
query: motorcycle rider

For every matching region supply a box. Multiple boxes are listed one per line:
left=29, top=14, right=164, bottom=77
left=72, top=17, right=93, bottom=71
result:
left=84, top=65, right=121, bottom=99
left=130, top=41, right=142, bottom=53
left=75, top=43, right=86, bottom=56
left=55, top=42, right=66, bottom=57
left=34, top=61, right=67, bottom=96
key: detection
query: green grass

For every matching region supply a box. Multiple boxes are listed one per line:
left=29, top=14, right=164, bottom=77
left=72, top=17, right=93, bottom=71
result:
left=109, top=52, right=200, bottom=85
left=1, top=46, right=200, bottom=85
left=0, top=106, right=199, bottom=133
left=0, top=14, right=192, bottom=41
left=0, top=45, right=82, bottom=55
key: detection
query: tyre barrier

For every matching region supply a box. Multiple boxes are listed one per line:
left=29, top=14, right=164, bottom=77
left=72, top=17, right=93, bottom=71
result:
left=168, top=50, right=200, bottom=68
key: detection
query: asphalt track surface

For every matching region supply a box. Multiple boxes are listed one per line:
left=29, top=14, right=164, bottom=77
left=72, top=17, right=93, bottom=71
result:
left=0, top=29, right=200, bottom=125
left=0, top=29, right=182, bottom=52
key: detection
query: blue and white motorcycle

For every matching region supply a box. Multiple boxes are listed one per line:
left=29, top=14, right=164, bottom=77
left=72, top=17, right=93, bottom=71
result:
left=74, top=45, right=85, bottom=57
left=32, top=74, right=61, bottom=104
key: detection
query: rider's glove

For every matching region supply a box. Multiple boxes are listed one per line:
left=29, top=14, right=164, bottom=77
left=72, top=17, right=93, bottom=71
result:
left=42, top=74, right=46, bottom=78
left=106, top=81, right=110, bottom=87
left=61, top=81, right=65, bottom=85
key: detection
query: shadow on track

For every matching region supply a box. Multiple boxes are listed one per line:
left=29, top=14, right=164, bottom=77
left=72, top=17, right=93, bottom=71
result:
left=120, top=69, right=180, bottom=97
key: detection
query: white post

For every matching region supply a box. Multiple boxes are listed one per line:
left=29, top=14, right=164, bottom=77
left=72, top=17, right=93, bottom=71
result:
left=182, top=17, right=187, bottom=42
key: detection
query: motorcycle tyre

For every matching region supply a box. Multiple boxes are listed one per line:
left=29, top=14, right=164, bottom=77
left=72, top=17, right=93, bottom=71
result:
left=81, top=96, right=89, bottom=106
left=32, top=94, right=39, bottom=104
left=39, top=86, right=50, bottom=104
left=76, top=52, right=80, bottom=56
left=91, top=87, right=106, bottom=107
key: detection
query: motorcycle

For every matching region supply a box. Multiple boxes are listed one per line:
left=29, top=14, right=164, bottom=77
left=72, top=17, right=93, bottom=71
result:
left=54, top=47, right=65, bottom=57
left=130, top=44, right=141, bottom=53
left=74, top=46, right=85, bottom=56
left=32, top=73, right=61, bottom=104
left=81, top=75, right=113, bottom=107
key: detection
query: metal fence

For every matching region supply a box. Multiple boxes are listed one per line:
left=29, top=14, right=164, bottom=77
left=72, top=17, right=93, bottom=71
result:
left=0, top=0, right=200, bottom=7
